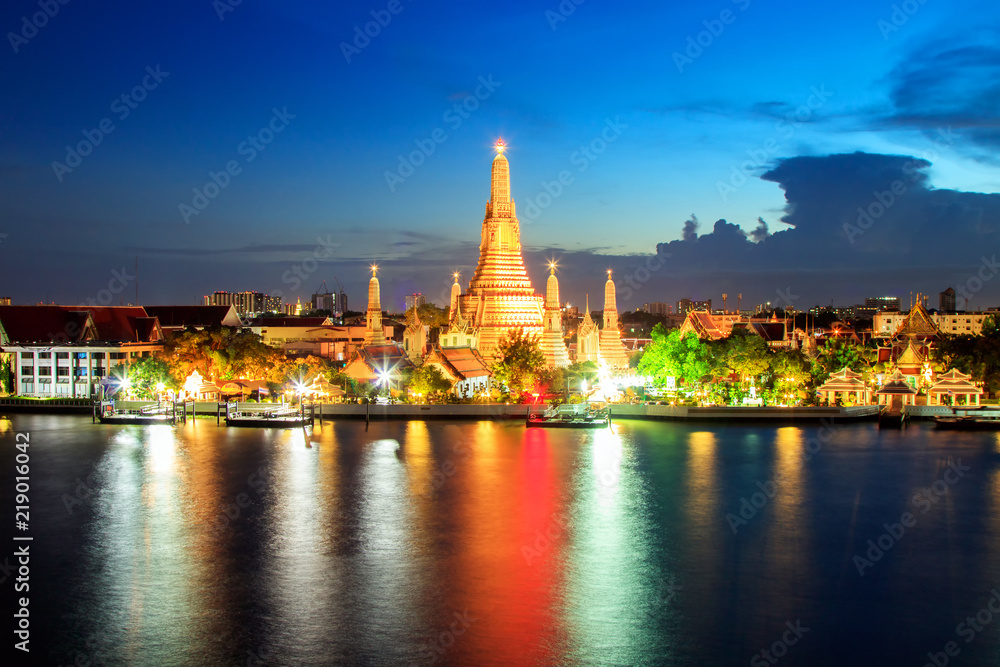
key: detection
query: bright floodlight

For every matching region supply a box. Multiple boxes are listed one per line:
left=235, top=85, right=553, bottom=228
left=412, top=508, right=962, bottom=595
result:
left=121, top=378, right=132, bottom=390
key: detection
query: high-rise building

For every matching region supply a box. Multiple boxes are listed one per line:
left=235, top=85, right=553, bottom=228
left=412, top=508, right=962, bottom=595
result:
left=939, top=287, right=956, bottom=313
left=405, top=293, right=426, bottom=313
left=865, top=296, right=900, bottom=312
left=203, top=290, right=278, bottom=317
left=452, top=138, right=544, bottom=359
left=642, top=302, right=671, bottom=316
left=677, top=298, right=711, bottom=316
left=312, top=283, right=337, bottom=313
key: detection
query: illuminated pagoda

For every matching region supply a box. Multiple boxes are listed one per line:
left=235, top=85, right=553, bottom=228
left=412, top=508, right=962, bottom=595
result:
left=598, top=270, right=630, bottom=371
left=363, top=265, right=386, bottom=345
left=577, top=294, right=600, bottom=363
left=402, top=304, right=427, bottom=363
left=443, top=273, right=477, bottom=349
left=454, top=139, right=544, bottom=359
left=538, top=262, right=570, bottom=368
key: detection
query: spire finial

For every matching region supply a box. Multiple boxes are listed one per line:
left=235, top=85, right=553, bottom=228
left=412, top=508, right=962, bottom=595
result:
left=495, top=137, right=506, bottom=155
left=371, top=263, right=379, bottom=277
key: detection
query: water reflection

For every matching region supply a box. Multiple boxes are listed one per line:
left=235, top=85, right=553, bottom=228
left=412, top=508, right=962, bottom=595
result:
left=14, top=416, right=1000, bottom=666
left=563, top=425, right=668, bottom=665
left=87, top=426, right=199, bottom=664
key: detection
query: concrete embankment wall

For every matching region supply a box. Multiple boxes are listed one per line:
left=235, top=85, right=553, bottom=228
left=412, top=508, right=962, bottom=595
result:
left=0, top=398, right=881, bottom=422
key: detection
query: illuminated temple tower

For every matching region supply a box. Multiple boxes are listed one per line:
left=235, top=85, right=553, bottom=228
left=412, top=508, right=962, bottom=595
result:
left=599, top=270, right=630, bottom=370
left=456, top=139, right=544, bottom=359
left=538, top=263, right=570, bottom=368
left=363, top=265, right=386, bottom=345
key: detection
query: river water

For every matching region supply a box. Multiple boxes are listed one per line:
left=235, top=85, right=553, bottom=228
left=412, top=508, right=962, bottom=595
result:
left=2, top=414, right=1000, bottom=666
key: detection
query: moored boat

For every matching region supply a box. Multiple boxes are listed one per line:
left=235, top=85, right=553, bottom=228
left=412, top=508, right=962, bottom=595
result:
left=223, top=401, right=314, bottom=428
left=96, top=400, right=176, bottom=425
left=526, top=403, right=610, bottom=428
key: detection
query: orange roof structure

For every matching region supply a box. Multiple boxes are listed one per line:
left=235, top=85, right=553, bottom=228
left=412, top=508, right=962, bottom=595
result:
left=422, top=346, right=492, bottom=383
left=876, top=369, right=918, bottom=396
left=894, top=301, right=938, bottom=339
left=928, top=369, right=982, bottom=398
left=817, top=367, right=866, bottom=393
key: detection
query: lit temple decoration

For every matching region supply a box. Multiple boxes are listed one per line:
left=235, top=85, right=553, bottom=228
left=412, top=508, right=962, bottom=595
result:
left=183, top=370, right=203, bottom=398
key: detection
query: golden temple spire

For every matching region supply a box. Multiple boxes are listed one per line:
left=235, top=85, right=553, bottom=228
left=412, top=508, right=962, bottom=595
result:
left=604, top=270, right=617, bottom=315
left=546, top=263, right=560, bottom=310
left=364, top=265, right=385, bottom=345
left=490, top=137, right=512, bottom=217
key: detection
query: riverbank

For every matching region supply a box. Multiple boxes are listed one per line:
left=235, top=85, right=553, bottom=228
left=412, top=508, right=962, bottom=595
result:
left=0, top=398, right=890, bottom=422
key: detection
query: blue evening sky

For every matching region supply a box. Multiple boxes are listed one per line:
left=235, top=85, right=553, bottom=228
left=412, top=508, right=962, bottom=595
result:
left=1, top=0, right=998, bottom=309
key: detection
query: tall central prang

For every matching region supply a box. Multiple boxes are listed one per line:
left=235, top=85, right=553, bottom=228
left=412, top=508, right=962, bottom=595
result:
left=456, top=139, right=544, bottom=358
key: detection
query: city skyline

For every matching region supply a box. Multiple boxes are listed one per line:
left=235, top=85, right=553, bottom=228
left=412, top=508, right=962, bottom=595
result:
left=2, top=1, right=999, bottom=309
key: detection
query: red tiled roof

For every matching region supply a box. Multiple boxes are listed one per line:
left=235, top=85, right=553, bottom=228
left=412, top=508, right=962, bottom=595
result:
left=436, top=347, right=491, bottom=379
left=82, top=307, right=155, bottom=341
left=0, top=305, right=159, bottom=344
left=0, top=306, right=91, bottom=343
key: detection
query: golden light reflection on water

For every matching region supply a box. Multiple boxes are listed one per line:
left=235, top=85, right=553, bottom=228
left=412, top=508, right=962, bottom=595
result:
left=563, top=425, right=664, bottom=665
left=260, top=429, right=333, bottom=657
left=754, top=427, right=813, bottom=629
left=90, top=426, right=200, bottom=664
left=26, top=415, right=1000, bottom=666
left=405, top=420, right=433, bottom=500
left=685, top=431, right=718, bottom=526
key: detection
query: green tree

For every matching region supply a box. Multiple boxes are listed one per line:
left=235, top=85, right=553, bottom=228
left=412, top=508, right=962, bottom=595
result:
left=563, top=360, right=600, bottom=394
left=934, top=329, right=1000, bottom=395
left=407, top=303, right=450, bottom=329
left=405, top=365, right=454, bottom=399
left=0, top=356, right=12, bottom=395
left=982, top=314, right=1000, bottom=337
left=811, top=337, right=868, bottom=385
left=491, top=329, right=546, bottom=400
left=161, top=327, right=290, bottom=385
left=721, top=331, right=771, bottom=387
left=769, top=349, right=811, bottom=404
left=637, top=325, right=712, bottom=388
left=112, top=356, right=176, bottom=399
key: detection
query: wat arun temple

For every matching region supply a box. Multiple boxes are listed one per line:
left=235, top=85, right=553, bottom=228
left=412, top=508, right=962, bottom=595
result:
left=375, top=139, right=630, bottom=371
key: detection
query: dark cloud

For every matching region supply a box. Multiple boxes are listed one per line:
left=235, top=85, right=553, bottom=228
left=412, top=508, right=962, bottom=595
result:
left=682, top=214, right=699, bottom=241
left=749, top=217, right=770, bottom=243
left=633, top=152, right=1000, bottom=310
left=881, top=33, right=1000, bottom=156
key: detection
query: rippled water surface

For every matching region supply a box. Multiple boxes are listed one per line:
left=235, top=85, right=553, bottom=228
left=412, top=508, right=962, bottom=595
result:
left=3, top=414, right=1000, bottom=666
